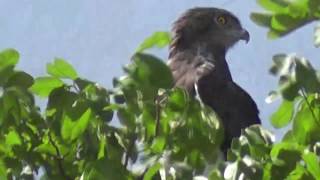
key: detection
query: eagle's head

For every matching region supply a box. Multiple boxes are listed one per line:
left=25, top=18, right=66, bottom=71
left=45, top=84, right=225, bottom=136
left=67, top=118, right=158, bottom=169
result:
left=170, top=7, right=249, bottom=56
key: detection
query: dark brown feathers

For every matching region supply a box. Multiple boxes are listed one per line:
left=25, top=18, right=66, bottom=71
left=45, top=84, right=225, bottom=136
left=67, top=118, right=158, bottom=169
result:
left=168, top=7, right=261, bottom=154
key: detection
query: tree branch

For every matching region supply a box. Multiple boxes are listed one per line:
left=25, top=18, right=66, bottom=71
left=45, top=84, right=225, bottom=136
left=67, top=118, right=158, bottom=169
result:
left=47, top=132, right=72, bottom=180
left=301, top=90, right=320, bottom=127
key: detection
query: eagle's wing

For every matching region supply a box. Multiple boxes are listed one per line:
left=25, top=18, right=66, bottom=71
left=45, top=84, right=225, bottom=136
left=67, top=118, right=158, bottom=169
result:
left=197, top=74, right=260, bottom=151
left=224, top=81, right=261, bottom=127
left=221, top=81, right=261, bottom=151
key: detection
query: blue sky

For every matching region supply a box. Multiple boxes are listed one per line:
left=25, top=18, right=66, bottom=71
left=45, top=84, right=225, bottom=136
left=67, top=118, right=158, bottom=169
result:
left=1, top=0, right=319, bottom=138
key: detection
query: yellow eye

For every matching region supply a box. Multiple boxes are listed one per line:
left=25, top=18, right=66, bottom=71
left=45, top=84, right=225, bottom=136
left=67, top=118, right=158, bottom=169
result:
left=217, top=16, right=227, bottom=25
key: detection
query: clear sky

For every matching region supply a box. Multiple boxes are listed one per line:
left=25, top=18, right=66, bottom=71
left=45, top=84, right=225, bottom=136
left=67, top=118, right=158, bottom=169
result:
left=1, top=0, right=319, bottom=138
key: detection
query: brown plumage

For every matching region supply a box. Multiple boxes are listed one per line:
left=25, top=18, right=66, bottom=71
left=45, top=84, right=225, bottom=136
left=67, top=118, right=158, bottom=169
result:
left=168, top=7, right=261, bottom=154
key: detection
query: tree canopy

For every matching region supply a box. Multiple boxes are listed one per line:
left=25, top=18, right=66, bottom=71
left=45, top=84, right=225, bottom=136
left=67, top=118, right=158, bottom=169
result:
left=1, top=0, right=320, bottom=179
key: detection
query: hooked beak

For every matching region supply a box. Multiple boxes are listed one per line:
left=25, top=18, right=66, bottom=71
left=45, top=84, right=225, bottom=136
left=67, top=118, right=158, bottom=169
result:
left=239, top=29, right=250, bottom=43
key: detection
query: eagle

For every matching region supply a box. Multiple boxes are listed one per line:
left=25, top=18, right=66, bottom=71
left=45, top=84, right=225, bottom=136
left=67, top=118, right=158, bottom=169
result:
left=168, top=7, right=261, bottom=154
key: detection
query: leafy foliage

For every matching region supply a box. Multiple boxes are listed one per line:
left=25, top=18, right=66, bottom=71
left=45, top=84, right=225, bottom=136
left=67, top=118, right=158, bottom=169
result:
left=0, top=1, right=320, bottom=179
left=251, top=0, right=320, bottom=45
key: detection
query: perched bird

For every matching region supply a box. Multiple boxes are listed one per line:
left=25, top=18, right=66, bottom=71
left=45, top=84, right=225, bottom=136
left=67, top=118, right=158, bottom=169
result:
left=168, top=7, right=261, bottom=154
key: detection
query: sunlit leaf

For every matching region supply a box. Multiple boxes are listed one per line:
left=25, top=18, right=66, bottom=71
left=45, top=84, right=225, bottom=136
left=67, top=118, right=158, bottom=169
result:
left=61, top=108, right=93, bottom=142
left=287, top=164, right=311, bottom=180
left=292, top=96, right=320, bottom=144
left=5, top=130, right=22, bottom=146
left=289, top=1, right=309, bottom=18
left=167, top=88, right=188, bottom=110
left=71, top=108, right=93, bottom=140
left=270, top=99, right=294, bottom=128
left=252, top=0, right=319, bottom=39
left=143, top=163, right=161, bottom=180
left=47, top=58, right=78, bottom=79
left=208, top=169, right=223, bottom=180
left=0, top=49, right=19, bottom=70
left=34, top=143, right=56, bottom=156
left=271, top=14, right=303, bottom=32
left=257, top=0, right=288, bottom=12
left=151, top=137, right=166, bottom=153
left=136, top=31, right=171, bottom=52
left=302, top=151, right=320, bottom=179
left=30, top=77, right=64, bottom=97
left=0, top=160, right=7, bottom=180
left=97, top=135, right=106, bottom=159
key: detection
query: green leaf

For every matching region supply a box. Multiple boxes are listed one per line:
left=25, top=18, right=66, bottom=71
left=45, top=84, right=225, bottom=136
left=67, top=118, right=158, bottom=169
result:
left=136, top=31, right=171, bottom=52
left=269, top=54, right=294, bottom=76
left=143, top=163, right=161, bottom=180
left=5, top=130, right=22, bottom=146
left=278, top=75, right=300, bottom=100
left=287, top=164, right=311, bottom=180
left=253, top=0, right=319, bottom=39
left=267, top=29, right=282, bottom=39
left=295, top=57, right=320, bottom=93
left=0, top=160, right=7, bottom=180
left=308, top=0, right=320, bottom=18
left=7, top=71, right=34, bottom=89
left=132, top=53, right=173, bottom=89
left=208, top=169, right=223, bottom=180
left=224, top=160, right=261, bottom=180
left=167, top=88, right=188, bottom=110
left=250, top=13, right=272, bottom=28
left=282, top=130, right=295, bottom=142
left=0, top=66, right=15, bottom=86
left=117, top=108, right=135, bottom=129
left=0, top=49, right=19, bottom=70
left=270, top=142, right=302, bottom=163
left=97, top=135, right=106, bottom=159
left=29, top=77, right=64, bottom=97
left=257, top=0, right=288, bottom=12
left=292, top=96, right=320, bottom=144
left=47, top=58, right=78, bottom=79
left=34, top=143, right=56, bottom=156
left=244, top=125, right=275, bottom=145
left=82, top=158, right=132, bottom=180
left=270, top=99, right=294, bottom=128
left=61, top=108, right=92, bottom=142
left=271, top=14, right=303, bottom=32
left=269, top=142, right=302, bottom=179
left=288, top=1, right=308, bottom=18
left=302, top=151, right=320, bottom=179
left=151, top=137, right=166, bottom=153
left=2, top=90, right=20, bottom=122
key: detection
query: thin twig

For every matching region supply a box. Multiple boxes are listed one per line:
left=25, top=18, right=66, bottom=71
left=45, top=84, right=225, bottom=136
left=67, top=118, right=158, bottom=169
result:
left=124, top=135, right=136, bottom=168
left=155, top=97, right=161, bottom=137
left=47, top=132, right=72, bottom=180
left=301, top=89, right=320, bottom=127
